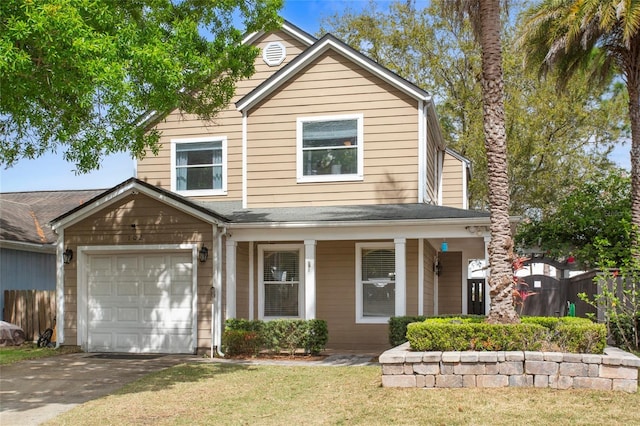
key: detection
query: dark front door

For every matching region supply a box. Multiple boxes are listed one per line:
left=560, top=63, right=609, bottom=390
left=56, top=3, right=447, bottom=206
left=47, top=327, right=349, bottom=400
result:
left=467, top=279, right=485, bottom=315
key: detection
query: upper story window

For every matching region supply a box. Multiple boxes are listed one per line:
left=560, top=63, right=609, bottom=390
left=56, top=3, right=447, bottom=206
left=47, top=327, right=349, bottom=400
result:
left=296, top=114, right=364, bottom=183
left=171, top=137, right=227, bottom=196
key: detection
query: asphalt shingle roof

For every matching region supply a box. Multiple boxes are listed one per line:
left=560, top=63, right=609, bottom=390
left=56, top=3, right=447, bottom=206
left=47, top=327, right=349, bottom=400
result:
left=0, top=189, right=105, bottom=244
left=198, top=201, right=490, bottom=224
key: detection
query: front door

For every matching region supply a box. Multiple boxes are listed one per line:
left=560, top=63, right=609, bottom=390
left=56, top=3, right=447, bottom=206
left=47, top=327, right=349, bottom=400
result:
left=467, top=279, right=485, bottom=315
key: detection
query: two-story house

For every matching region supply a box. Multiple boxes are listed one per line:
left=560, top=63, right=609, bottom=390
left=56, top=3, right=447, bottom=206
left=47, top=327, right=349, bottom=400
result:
left=49, top=21, right=494, bottom=354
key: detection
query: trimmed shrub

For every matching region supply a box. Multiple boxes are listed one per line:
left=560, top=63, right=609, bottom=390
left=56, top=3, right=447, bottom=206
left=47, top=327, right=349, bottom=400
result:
left=554, top=323, right=607, bottom=354
left=388, top=315, right=485, bottom=347
left=389, top=316, right=427, bottom=346
left=222, top=318, right=328, bottom=357
left=405, top=316, right=607, bottom=353
left=221, top=330, right=262, bottom=356
left=406, top=321, right=547, bottom=351
left=305, top=319, right=329, bottom=355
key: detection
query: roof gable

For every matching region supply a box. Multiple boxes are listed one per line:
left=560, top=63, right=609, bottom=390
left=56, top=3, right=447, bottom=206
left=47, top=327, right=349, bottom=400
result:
left=236, top=34, right=432, bottom=112
left=242, top=20, right=316, bottom=47
left=50, top=178, right=229, bottom=232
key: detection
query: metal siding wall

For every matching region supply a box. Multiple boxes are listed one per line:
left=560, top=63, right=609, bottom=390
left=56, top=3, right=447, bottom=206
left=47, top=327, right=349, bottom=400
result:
left=0, top=248, right=56, bottom=320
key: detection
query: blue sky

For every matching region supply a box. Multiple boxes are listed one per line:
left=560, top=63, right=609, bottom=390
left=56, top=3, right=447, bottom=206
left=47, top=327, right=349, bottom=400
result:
left=0, top=0, right=631, bottom=192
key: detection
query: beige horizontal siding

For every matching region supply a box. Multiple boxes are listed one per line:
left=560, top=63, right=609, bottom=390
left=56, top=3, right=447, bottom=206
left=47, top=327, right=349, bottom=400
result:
left=136, top=30, right=308, bottom=202
left=246, top=50, right=420, bottom=207
left=438, top=251, right=462, bottom=315
left=441, top=152, right=465, bottom=209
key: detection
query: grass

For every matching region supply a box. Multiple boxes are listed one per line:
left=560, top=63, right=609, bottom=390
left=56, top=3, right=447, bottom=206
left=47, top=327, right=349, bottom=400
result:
left=0, top=344, right=80, bottom=365
left=46, top=362, right=640, bottom=426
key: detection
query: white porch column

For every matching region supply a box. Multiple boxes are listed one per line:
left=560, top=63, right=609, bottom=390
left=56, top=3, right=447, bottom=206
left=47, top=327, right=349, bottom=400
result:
left=395, top=238, right=407, bottom=316
left=226, top=239, right=237, bottom=319
left=484, top=236, right=491, bottom=315
left=304, top=240, right=316, bottom=319
left=418, top=238, right=424, bottom=316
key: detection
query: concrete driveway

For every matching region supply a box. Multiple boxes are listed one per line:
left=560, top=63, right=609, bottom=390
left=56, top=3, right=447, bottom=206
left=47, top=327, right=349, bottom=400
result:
left=0, top=352, right=195, bottom=425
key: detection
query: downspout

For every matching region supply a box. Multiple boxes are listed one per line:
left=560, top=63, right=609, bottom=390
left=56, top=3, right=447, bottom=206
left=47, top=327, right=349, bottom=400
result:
left=54, top=230, right=64, bottom=348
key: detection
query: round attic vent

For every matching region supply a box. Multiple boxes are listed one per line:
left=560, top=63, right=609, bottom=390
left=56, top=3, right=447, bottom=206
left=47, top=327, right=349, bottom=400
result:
left=262, top=41, right=286, bottom=66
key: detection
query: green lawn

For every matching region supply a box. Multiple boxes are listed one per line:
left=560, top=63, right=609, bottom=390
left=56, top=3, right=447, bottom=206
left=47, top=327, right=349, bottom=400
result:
left=46, top=362, right=640, bottom=426
left=0, top=344, right=79, bottom=365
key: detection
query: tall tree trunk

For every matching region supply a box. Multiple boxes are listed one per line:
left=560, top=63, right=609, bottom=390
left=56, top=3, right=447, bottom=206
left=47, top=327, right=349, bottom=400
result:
left=627, top=32, right=640, bottom=261
left=479, top=0, right=518, bottom=323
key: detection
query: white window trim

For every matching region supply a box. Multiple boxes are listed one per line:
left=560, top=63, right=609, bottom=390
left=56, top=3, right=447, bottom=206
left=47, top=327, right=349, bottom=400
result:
left=355, top=242, right=396, bottom=324
left=170, top=136, right=228, bottom=196
left=258, top=244, right=305, bottom=320
left=296, top=114, right=364, bottom=183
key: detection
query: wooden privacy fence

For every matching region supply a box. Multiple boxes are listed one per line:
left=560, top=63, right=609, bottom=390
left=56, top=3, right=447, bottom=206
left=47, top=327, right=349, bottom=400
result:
left=3, top=290, right=56, bottom=342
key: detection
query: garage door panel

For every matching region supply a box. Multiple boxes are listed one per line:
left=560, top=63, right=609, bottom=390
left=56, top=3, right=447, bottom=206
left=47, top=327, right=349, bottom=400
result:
left=87, top=251, right=195, bottom=354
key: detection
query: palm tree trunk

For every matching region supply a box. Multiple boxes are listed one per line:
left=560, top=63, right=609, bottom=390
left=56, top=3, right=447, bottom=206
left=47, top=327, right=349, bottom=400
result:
left=479, top=0, right=518, bottom=324
left=627, top=32, right=640, bottom=261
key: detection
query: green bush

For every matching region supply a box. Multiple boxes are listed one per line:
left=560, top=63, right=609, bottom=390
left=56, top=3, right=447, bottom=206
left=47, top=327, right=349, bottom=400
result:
left=221, top=330, right=262, bottom=356
left=222, top=318, right=328, bottom=356
left=608, top=313, right=639, bottom=351
left=388, top=315, right=485, bottom=347
left=405, top=317, right=607, bottom=353
left=406, top=322, right=547, bottom=351
left=305, top=319, right=329, bottom=355
left=224, top=318, right=264, bottom=333
left=554, top=323, right=607, bottom=353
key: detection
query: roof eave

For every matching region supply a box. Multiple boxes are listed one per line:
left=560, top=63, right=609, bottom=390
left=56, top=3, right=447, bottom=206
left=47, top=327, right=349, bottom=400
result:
left=227, top=215, right=495, bottom=230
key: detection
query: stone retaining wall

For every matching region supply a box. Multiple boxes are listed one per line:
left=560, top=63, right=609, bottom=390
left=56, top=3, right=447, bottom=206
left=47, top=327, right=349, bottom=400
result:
left=380, top=343, right=639, bottom=392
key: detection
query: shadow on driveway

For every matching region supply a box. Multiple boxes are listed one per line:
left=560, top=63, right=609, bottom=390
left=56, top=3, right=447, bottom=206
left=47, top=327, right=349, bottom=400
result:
left=0, top=352, right=196, bottom=425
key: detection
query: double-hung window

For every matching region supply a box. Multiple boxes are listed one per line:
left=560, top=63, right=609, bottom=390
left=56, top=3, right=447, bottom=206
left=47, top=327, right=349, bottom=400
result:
left=297, top=114, right=363, bottom=182
left=356, top=243, right=396, bottom=323
left=171, top=137, right=227, bottom=196
left=258, top=245, right=304, bottom=319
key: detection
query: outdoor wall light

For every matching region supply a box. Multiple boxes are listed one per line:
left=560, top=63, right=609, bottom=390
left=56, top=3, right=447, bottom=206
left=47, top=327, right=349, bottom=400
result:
left=199, top=246, right=209, bottom=263
left=434, top=260, right=442, bottom=276
left=63, top=248, right=73, bottom=264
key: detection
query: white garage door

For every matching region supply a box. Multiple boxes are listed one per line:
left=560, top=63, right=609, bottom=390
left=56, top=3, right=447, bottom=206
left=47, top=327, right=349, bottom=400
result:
left=86, top=252, right=195, bottom=354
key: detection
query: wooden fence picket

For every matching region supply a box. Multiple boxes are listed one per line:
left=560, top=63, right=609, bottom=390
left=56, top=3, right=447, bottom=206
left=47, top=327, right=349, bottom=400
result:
left=3, top=290, right=56, bottom=342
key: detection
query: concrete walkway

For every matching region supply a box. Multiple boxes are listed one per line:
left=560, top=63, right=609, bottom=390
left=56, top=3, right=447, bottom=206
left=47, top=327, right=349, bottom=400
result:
left=0, top=351, right=381, bottom=425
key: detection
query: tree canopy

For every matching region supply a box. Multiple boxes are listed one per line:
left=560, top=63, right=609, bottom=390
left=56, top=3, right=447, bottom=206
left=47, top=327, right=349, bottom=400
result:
left=518, top=0, right=640, bottom=256
left=0, top=0, right=282, bottom=172
left=321, top=0, right=626, bottom=217
left=516, top=170, right=632, bottom=268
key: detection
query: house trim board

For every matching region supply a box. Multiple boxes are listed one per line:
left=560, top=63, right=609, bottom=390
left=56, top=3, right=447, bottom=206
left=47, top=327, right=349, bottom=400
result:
left=418, top=238, right=424, bottom=316
left=418, top=100, right=426, bottom=203
left=55, top=231, right=65, bottom=347
left=226, top=239, right=237, bottom=319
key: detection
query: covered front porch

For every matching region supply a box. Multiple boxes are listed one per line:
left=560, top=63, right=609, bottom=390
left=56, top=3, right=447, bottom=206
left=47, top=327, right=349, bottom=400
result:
left=215, top=203, right=493, bottom=351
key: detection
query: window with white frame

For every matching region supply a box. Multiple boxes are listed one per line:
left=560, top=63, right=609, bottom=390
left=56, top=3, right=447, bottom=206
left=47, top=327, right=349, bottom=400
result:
left=297, top=114, right=363, bottom=182
left=171, top=137, right=227, bottom=195
left=259, top=245, right=304, bottom=319
left=356, top=243, right=396, bottom=323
